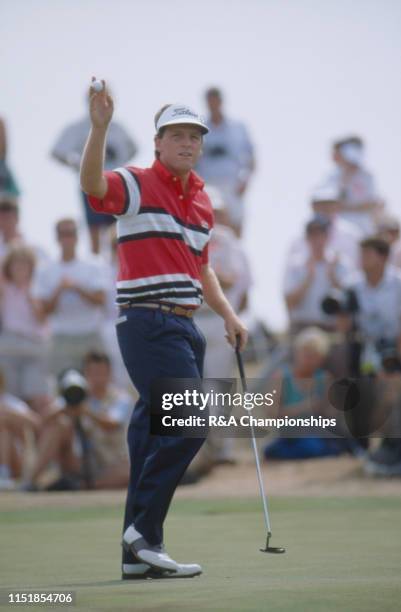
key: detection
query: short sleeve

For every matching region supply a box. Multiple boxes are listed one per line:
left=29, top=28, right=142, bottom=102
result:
left=87, top=167, right=141, bottom=217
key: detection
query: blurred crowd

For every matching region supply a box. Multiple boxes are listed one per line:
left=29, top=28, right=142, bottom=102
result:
left=1, top=86, right=400, bottom=491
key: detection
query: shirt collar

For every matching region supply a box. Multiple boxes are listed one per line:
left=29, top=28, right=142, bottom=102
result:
left=152, top=160, right=204, bottom=192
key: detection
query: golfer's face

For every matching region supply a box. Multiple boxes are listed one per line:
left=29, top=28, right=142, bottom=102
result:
left=156, top=125, right=203, bottom=174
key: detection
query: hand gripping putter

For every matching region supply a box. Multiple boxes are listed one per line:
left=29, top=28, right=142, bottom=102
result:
left=235, top=338, right=286, bottom=554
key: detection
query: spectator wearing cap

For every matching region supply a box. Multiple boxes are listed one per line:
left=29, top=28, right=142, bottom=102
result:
left=196, top=87, right=255, bottom=236
left=32, top=218, right=107, bottom=378
left=283, top=216, right=352, bottom=335
left=324, top=136, right=383, bottom=236
left=287, top=185, right=362, bottom=268
left=51, top=93, right=138, bottom=254
left=0, top=245, right=50, bottom=414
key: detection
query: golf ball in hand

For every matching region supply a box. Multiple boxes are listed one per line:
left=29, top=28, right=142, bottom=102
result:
left=92, top=80, right=104, bottom=92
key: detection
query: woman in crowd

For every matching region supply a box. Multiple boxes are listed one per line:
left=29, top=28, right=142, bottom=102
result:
left=0, top=245, right=50, bottom=414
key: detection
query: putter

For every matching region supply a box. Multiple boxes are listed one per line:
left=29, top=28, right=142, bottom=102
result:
left=235, top=338, right=286, bottom=554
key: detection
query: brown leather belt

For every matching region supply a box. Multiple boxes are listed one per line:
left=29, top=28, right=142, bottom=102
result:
left=119, top=302, right=195, bottom=319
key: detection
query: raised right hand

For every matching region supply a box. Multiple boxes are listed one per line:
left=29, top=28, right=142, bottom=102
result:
left=89, top=77, right=114, bottom=129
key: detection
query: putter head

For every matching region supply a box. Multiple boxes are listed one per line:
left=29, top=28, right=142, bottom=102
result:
left=260, top=533, right=286, bottom=554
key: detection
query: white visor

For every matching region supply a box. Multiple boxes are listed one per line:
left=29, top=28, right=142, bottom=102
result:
left=156, top=104, right=209, bottom=135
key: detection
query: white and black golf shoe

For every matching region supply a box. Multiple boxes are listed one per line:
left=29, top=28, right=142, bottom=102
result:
left=122, top=525, right=202, bottom=577
left=121, top=562, right=202, bottom=580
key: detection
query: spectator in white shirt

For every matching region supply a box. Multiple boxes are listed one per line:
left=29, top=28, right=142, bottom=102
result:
left=33, top=218, right=107, bottom=378
left=284, top=216, right=351, bottom=334
left=349, top=237, right=401, bottom=349
left=196, top=87, right=255, bottom=236
left=325, top=136, right=383, bottom=236
left=0, top=245, right=50, bottom=414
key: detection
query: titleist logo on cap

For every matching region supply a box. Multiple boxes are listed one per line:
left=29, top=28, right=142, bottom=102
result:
left=171, top=106, right=199, bottom=119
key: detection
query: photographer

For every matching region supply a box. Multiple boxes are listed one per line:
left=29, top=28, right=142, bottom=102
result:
left=334, top=237, right=401, bottom=473
left=26, top=352, right=132, bottom=490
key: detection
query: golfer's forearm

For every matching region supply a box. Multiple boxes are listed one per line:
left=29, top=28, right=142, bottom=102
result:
left=80, top=126, right=108, bottom=198
left=202, top=266, right=235, bottom=319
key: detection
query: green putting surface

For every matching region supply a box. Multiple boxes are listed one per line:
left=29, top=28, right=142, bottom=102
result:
left=1, top=497, right=401, bottom=611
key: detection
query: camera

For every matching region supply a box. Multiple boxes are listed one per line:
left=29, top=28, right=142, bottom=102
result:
left=321, top=288, right=359, bottom=316
left=58, top=369, right=88, bottom=406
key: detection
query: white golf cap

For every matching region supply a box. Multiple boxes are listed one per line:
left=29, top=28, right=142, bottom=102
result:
left=156, top=104, right=209, bottom=135
left=340, top=142, right=363, bottom=166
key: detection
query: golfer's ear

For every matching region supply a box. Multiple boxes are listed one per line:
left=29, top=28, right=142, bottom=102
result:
left=154, top=134, right=161, bottom=157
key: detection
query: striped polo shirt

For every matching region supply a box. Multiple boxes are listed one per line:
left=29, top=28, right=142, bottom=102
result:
left=88, top=160, right=213, bottom=308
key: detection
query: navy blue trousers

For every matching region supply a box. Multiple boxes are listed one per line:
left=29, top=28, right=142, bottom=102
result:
left=116, top=306, right=206, bottom=565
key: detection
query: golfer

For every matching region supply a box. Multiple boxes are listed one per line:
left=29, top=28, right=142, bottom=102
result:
left=80, top=79, right=248, bottom=579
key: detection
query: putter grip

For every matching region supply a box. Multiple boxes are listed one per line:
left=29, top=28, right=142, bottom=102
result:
left=235, top=336, right=248, bottom=392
